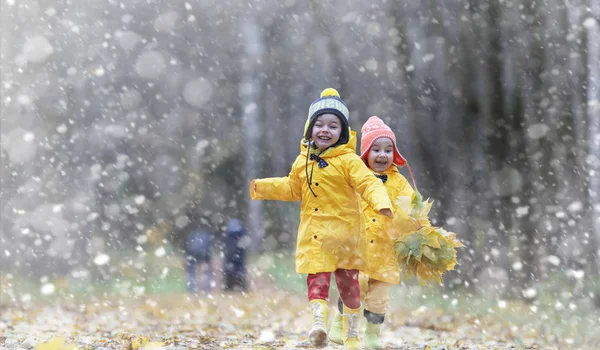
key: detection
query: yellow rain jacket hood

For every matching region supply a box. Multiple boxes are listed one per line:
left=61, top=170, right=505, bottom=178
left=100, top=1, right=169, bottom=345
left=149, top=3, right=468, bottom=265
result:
left=362, top=167, right=431, bottom=284
left=250, top=130, right=392, bottom=274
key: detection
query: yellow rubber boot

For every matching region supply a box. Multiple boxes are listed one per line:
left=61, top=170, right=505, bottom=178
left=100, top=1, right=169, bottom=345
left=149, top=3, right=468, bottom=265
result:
left=328, top=313, right=343, bottom=344
left=364, top=322, right=383, bottom=349
left=308, top=299, right=328, bottom=348
left=342, top=304, right=361, bottom=349
left=328, top=298, right=343, bottom=344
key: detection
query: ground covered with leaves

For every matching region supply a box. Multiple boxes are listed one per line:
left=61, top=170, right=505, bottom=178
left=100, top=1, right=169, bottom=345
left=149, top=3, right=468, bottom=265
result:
left=0, top=288, right=519, bottom=350
left=2, top=282, right=599, bottom=350
left=2, top=254, right=600, bottom=349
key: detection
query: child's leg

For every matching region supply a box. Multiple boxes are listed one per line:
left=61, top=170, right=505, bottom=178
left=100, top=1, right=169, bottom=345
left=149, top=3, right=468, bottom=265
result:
left=306, top=272, right=331, bottom=347
left=333, top=269, right=361, bottom=349
left=362, top=278, right=392, bottom=349
left=330, top=271, right=366, bottom=344
left=363, top=278, right=392, bottom=318
left=333, top=269, right=360, bottom=308
left=306, top=272, right=332, bottom=301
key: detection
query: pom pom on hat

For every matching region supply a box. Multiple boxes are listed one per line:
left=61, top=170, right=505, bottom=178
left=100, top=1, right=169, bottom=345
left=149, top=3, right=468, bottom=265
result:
left=320, top=88, right=340, bottom=98
left=360, top=116, right=407, bottom=167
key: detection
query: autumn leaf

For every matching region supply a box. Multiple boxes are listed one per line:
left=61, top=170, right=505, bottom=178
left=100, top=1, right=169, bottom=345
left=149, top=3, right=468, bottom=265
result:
left=388, top=187, right=465, bottom=284
left=394, top=226, right=464, bottom=284
left=408, top=189, right=434, bottom=220
left=388, top=190, right=436, bottom=239
left=386, top=206, right=421, bottom=239
left=35, top=337, right=76, bottom=350
left=118, top=334, right=164, bottom=350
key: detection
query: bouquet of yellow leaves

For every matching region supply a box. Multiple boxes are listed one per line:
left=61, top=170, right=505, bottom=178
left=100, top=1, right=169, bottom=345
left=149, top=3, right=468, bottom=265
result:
left=388, top=190, right=464, bottom=285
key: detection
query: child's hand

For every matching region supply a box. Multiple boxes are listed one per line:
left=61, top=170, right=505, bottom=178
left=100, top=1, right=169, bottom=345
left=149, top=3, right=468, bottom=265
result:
left=379, top=208, right=392, bottom=217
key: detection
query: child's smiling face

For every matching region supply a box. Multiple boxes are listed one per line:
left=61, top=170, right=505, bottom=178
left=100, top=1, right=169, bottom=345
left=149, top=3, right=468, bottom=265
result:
left=367, top=137, right=394, bottom=172
left=311, top=113, right=341, bottom=150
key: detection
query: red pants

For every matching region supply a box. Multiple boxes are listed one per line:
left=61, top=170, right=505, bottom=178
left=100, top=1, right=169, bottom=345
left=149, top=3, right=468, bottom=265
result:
left=307, top=269, right=360, bottom=309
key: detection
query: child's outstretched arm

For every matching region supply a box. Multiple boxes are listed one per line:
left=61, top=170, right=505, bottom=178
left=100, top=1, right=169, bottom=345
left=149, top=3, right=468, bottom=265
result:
left=344, top=156, right=393, bottom=216
left=250, top=157, right=302, bottom=202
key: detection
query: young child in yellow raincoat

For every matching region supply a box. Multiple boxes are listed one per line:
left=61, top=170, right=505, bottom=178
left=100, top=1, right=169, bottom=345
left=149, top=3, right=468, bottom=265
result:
left=328, top=116, right=430, bottom=349
left=250, top=90, right=393, bottom=349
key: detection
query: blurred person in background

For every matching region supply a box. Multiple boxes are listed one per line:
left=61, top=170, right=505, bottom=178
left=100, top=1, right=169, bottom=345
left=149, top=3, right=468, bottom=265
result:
left=183, top=211, right=215, bottom=294
left=222, top=216, right=248, bottom=292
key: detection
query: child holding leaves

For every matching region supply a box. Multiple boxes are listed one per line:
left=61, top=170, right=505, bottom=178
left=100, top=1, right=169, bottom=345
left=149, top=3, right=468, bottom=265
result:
left=328, top=116, right=463, bottom=349
left=250, top=90, right=392, bottom=349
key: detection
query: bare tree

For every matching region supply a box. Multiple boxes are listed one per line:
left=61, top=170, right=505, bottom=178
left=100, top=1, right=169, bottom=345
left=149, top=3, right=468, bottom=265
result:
left=585, top=0, right=600, bottom=277
left=240, top=17, right=265, bottom=251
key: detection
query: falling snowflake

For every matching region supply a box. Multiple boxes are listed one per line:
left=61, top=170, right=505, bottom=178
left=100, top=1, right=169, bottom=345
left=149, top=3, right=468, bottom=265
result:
left=56, top=124, right=68, bottom=134
left=40, top=283, right=56, bottom=295
left=515, top=206, right=529, bottom=218
left=512, top=261, right=523, bottom=271
left=94, top=254, right=110, bottom=266
left=134, top=195, right=146, bottom=205
left=523, top=288, right=537, bottom=299
left=258, top=330, right=276, bottom=342
left=23, top=132, right=35, bottom=142
left=567, top=201, right=583, bottom=212
left=154, top=247, right=166, bottom=257
left=136, top=234, right=148, bottom=245
left=545, top=255, right=561, bottom=266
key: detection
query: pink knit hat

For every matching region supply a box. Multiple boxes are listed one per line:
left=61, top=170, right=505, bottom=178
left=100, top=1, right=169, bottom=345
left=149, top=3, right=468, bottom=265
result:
left=360, top=116, right=407, bottom=167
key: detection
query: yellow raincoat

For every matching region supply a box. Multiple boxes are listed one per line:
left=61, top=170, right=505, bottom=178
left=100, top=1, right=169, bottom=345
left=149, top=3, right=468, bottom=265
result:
left=362, top=167, right=430, bottom=284
left=250, top=130, right=392, bottom=274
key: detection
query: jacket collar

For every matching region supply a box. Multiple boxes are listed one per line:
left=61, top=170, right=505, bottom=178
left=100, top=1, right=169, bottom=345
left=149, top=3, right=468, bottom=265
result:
left=372, top=165, right=399, bottom=175
left=300, top=129, right=357, bottom=158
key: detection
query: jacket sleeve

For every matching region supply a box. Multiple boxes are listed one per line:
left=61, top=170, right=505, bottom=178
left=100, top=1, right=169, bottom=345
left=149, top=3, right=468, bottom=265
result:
left=250, top=158, right=302, bottom=202
left=344, top=155, right=392, bottom=214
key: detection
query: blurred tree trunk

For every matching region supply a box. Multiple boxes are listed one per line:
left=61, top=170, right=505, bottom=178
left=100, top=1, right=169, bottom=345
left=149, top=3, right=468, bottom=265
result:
left=449, top=0, right=490, bottom=290
left=585, top=0, right=600, bottom=276
left=540, top=0, right=568, bottom=260
left=327, top=39, right=350, bottom=107
left=389, top=4, right=419, bottom=172
left=426, top=0, right=453, bottom=228
left=399, top=1, right=447, bottom=206
left=309, top=0, right=350, bottom=104
left=432, top=0, right=472, bottom=290
left=263, top=20, right=291, bottom=178
left=551, top=1, right=583, bottom=273
left=470, top=0, right=516, bottom=291
left=563, top=0, right=595, bottom=276
left=240, top=17, right=264, bottom=252
left=260, top=15, right=300, bottom=248
left=499, top=1, right=527, bottom=295
left=517, top=1, right=548, bottom=292
left=429, top=0, right=481, bottom=290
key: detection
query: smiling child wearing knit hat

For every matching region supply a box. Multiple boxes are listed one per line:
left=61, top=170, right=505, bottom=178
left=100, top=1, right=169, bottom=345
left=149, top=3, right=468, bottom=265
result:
left=251, top=91, right=393, bottom=349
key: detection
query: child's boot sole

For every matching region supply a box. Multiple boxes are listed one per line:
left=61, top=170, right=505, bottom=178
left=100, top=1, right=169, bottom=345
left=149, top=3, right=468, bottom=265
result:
left=309, top=328, right=327, bottom=348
